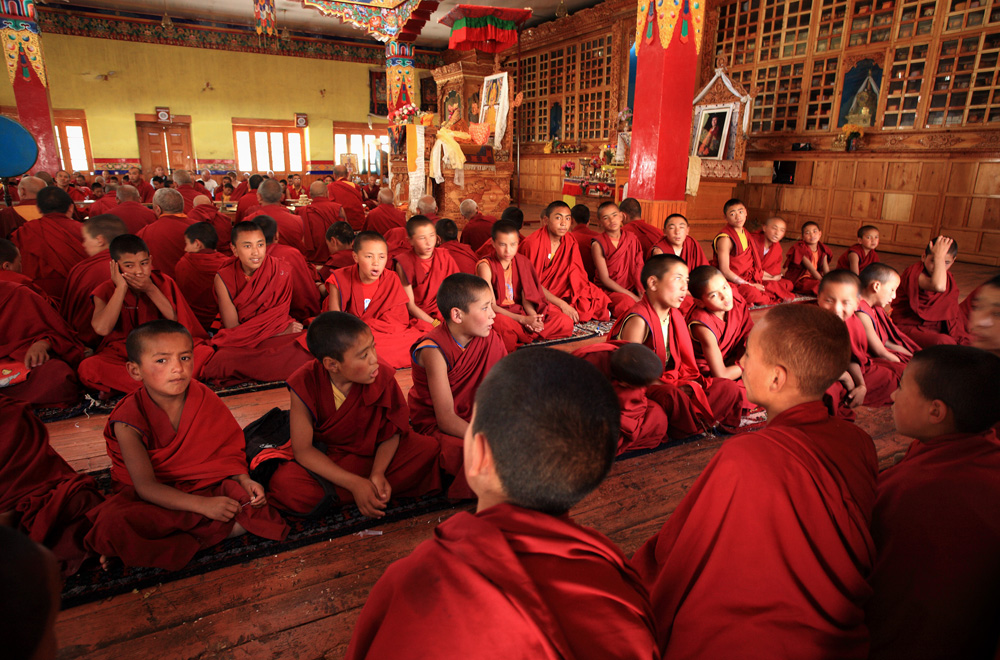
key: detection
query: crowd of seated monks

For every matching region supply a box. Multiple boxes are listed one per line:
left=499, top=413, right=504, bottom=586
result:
left=2, top=170, right=1000, bottom=659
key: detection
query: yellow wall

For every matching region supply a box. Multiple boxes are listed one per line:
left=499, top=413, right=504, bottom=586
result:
left=2, top=33, right=426, bottom=164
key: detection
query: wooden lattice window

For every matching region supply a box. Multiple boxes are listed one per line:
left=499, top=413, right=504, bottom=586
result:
left=883, top=43, right=928, bottom=128
left=716, top=1, right=739, bottom=67
left=759, top=0, right=786, bottom=61
left=927, top=32, right=1000, bottom=126
left=563, top=95, right=578, bottom=142
left=752, top=61, right=805, bottom=131
left=519, top=101, right=537, bottom=142
left=805, top=56, right=839, bottom=130
left=781, top=0, right=813, bottom=57
left=716, top=0, right=762, bottom=66
left=536, top=99, right=550, bottom=142
left=579, top=90, right=612, bottom=139
left=579, top=36, right=613, bottom=89
left=848, top=0, right=894, bottom=48
left=815, top=0, right=848, bottom=52
left=943, top=0, right=988, bottom=32
left=896, top=0, right=937, bottom=38
left=520, top=56, right=538, bottom=98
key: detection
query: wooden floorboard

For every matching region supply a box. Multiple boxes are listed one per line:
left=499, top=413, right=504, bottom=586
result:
left=50, top=249, right=997, bottom=659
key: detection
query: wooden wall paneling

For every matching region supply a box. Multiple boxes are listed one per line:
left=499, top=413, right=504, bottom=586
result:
left=886, top=161, right=921, bottom=190
left=968, top=197, right=1000, bottom=229
left=856, top=161, right=887, bottom=190
left=948, top=162, right=979, bottom=193
left=973, top=161, right=1000, bottom=195
left=911, top=193, right=941, bottom=226
left=881, top=192, right=914, bottom=222
left=918, top=161, right=949, bottom=193
left=851, top=191, right=882, bottom=219
left=892, top=222, right=934, bottom=247
left=941, top=195, right=970, bottom=228
left=835, top=161, right=856, bottom=188
left=979, top=232, right=1000, bottom=257
left=813, top=160, right=835, bottom=185
left=828, top=216, right=862, bottom=241
left=796, top=160, right=814, bottom=185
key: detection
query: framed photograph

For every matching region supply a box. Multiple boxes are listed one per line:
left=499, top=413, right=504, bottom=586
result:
left=691, top=105, right=733, bottom=160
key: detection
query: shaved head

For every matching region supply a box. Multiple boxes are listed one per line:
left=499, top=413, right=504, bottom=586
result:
left=257, top=178, right=283, bottom=204
left=172, top=169, right=193, bottom=185
left=117, top=184, right=140, bottom=203
left=192, top=194, right=211, bottom=207
left=17, top=176, right=44, bottom=199
left=152, top=188, right=184, bottom=214
left=756, top=304, right=850, bottom=397
left=309, top=180, right=327, bottom=197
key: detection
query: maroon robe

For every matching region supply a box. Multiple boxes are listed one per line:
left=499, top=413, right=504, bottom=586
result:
left=593, top=231, right=644, bottom=318
left=319, top=249, right=356, bottom=282
left=131, top=177, right=155, bottom=203
left=234, top=188, right=262, bottom=223
left=347, top=503, right=658, bottom=660
left=783, top=240, right=833, bottom=295
left=631, top=400, right=878, bottom=659
left=186, top=202, right=233, bottom=256
left=137, top=213, right=196, bottom=280
left=0, top=202, right=36, bottom=239
left=569, top=224, right=600, bottom=280
left=482, top=253, right=574, bottom=351
left=285, top=184, right=305, bottom=201
left=653, top=235, right=708, bottom=269
left=265, top=359, right=441, bottom=515
left=408, top=322, right=507, bottom=498
left=712, top=225, right=794, bottom=305
left=520, top=227, right=611, bottom=323
left=867, top=428, right=1000, bottom=660
left=459, top=213, right=495, bottom=250
left=0, top=395, right=103, bottom=575
left=0, top=269, right=51, bottom=302
left=174, top=249, right=229, bottom=331
left=687, top=297, right=753, bottom=378
left=268, top=242, right=321, bottom=321
left=837, top=243, right=880, bottom=272
left=890, top=262, right=971, bottom=347
left=60, top=250, right=112, bottom=347
left=108, top=200, right=157, bottom=234
left=396, top=248, right=459, bottom=318
left=299, top=197, right=344, bottom=264
left=86, top=194, right=118, bottom=217
left=175, top=184, right=201, bottom=212
left=843, top=314, right=903, bottom=409
left=327, top=179, right=367, bottom=230
left=85, top=381, right=289, bottom=570
left=623, top=219, right=661, bottom=258
left=856, top=298, right=920, bottom=363
left=230, top=179, right=249, bottom=201
left=11, top=212, right=87, bottom=304
left=438, top=240, right=479, bottom=275
left=750, top=230, right=785, bottom=278
left=384, top=226, right=412, bottom=264
left=256, top=203, right=307, bottom=254
left=363, top=203, right=406, bottom=235
left=573, top=341, right=670, bottom=455
left=62, top=185, right=88, bottom=202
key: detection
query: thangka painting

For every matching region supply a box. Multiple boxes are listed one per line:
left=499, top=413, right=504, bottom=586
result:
left=467, top=92, right=480, bottom=123
left=420, top=77, right=438, bottom=112
left=478, top=72, right=509, bottom=144
left=369, top=70, right=388, bottom=117
left=838, top=59, right=882, bottom=128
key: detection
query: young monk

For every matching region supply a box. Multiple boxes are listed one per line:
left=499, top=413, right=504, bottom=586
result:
left=611, top=254, right=743, bottom=438
left=347, top=348, right=659, bottom=659
left=475, top=205, right=527, bottom=261
left=325, top=231, right=426, bottom=369
left=250, top=214, right=321, bottom=322
left=891, top=235, right=971, bottom=347
left=651, top=213, right=708, bottom=268
left=85, top=321, right=289, bottom=570
left=867, top=345, right=1000, bottom=660
left=837, top=224, right=880, bottom=274
left=1, top=395, right=103, bottom=575
left=202, top=222, right=313, bottom=386
left=77, top=234, right=210, bottom=395
left=476, top=220, right=574, bottom=352
left=631, top=303, right=878, bottom=659
left=857, top=263, right=920, bottom=364
left=573, top=341, right=669, bottom=455
left=319, top=221, right=356, bottom=281
left=783, top=220, right=832, bottom=295
left=712, top=198, right=793, bottom=306
left=61, top=214, right=129, bottom=348
left=966, top=273, right=1000, bottom=356
left=408, top=273, right=507, bottom=499
left=395, top=215, right=459, bottom=326
left=592, top=201, right=644, bottom=318
left=569, top=203, right=599, bottom=280
left=687, top=265, right=753, bottom=385
left=619, top=197, right=661, bottom=258
left=0, top=525, right=63, bottom=660
left=11, top=186, right=87, bottom=304
left=519, top=201, right=611, bottom=323
left=434, top=218, right=479, bottom=274
left=174, top=222, right=229, bottom=331
left=750, top=215, right=788, bottom=283
left=0, top=237, right=51, bottom=301
left=186, top=194, right=233, bottom=256
left=264, top=312, right=442, bottom=517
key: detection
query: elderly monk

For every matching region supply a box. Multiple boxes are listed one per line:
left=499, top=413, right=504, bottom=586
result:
left=136, top=188, right=194, bottom=279
left=247, top=179, right=306, bottom=254
left=299, top=180, right=346, bottom=265
left=458, top=199, right=496, bottom=251
left=108, top=184, right=157, bottom=234
left=0, top=175, right=44, bottom=239
left=416, top=195, right=440, bottom=222
left=172, top=169, right=202, bottom=212
left=327, top=165, right=366, bottom=230
left=187, top=194, right=233, bottom=256
left=363, top=188, right=405, bottom=235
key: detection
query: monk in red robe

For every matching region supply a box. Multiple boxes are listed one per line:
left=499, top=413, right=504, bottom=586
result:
left=202, top=222, right=313, bottom=385
left=631, top=303, right=878, bottom=659
left=126, top=166, right=155, bottom=203
left=251, top=179, right=307, bottom=254
left=437, top=234, right=479, bottom=274
left=229, top=172, right=249, bottom=201
left=457, top=200, right=496, bottom=251
left=574, top=341, right=670, bottom=455
left=569, top=203, right=600, bottom=280
left=837, top=224, right=881, bottom=274
left=395, top=216, right=458, bottom=324
left=363, top=189, right=406, bottom=235
left=611, top=255, right=743, bottom=437
left=1, top=395, right=103, bottom=575
left=326, top=232, right=427, bottom=370
left=77, top=235, right=210, bottom=395
left=186, top=195, right=233, bottom=256
left=651, top=213, right=709, bottom=268
left=415, top=195, right=440, bottom=222
left=84, top=321, right=288, bottom=570
left=592, top=202, right=644, bottom=318
left=857, top=263, right=920, bottom=364
left=966, top=274, right=1000, bottom=356
left=0, top=175, right=43, bottom=239
left=476, top=221, right=574, bottom=352
left=712, top=198, right=794, bottom=305
left=107, top=184, right=157, bottom=234
left=867, top=346, right=1000, bottom=660
left=175, top=222, right=229, bottom=331
left=890, top=235, right=971, bottom=347
left=61, top=214, right=128, bottom=347
left=783, top=221, right=833, bottom=295
left=233, top=175, right=263, bottom=223
left=383, top=225, right=413, bottom=263
left=347, top=348, right=658, bottom=660
left=171, top=169, right=202, bottom=212
left=619, top=198, right=662, bottom=259
left=55, top=170, right=87, bottom=202
left=327, top=165, right=366, bottom=230
left=319, top=221, right=356, bottom=281
left=264, top=313, right=441, bottom=517
left=300, top=181, right=346, bottom=265
left=250, top=214, right=320, bottom=321
left=11, top=186, right=87, bottom=304
left=408, top=274, right=507, bottom=499
left=0, top=237, right=51, bottom=302
left=86, top=185, right=118, bottom=216
left=520, top=201, right=611, bottom=323
left=285, top=174, right=305, bottom=201
left=136, top=188, right=195, bottom=280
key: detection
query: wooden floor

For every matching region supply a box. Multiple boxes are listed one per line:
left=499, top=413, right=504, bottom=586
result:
left=50, top=247, right=997, bottom=660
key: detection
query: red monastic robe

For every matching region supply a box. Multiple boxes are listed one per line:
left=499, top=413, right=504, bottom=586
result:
left=520, top=227, right=611, bottom=322
left=326, top=265, right=427, bottom=369
left=383, top=226, right=412, bottom=264
left=395, top=248, right=459, bottom=319
left=890, top=262, right=971, bottom=347
left=62, top=185, right=88, bottom=202
left=783, top=240, right=833, bottom=295
left=256, top=203, right=307, bottom=254
left=0, top=281, right=83, bottom=408
left=750, top=230, right=785, bottom=278
left=712, top=225, right=794, bottom=305
left=482, top=253, right=574, bottom=352
left=623, top=219, right=662, bottom=258
left=837, top=244, right=880, bottom=272
left=0, top=202, right=38, bottom=239
left=186, top=202, right=233, bottom=256
left=265, top=359, right=441, bottom=515
left=593, top=231, right=644, bottom=318
left=408, top=323, right=507, bottom=499
left=459, top=213, right=495, bottom=250
left=268, top=242, right=321, bottom=321
left=327, top=180, right=367, bottom=230
left=0, top=268, right=51, bottom=302
left=203, top=255, right=312, bottom=385
left=959, top=283, right=981, bottom=329
left=131, top=177, right=155, bottom=203
left=107, top=200, right=157, bottom=234
left=687, top=296, right=754, bottom=378
left=569, top=224, right=600, bottom=280
left=174, top=249, right=229, bottom=331
left=0, top=395, right=103, bottom=575
left=230, top=179, right=248, bottom=201
left=438, top=240, right=479, bottom=275
left=844, top=314, right=903, bottom=408
left=299, top=197, right=344, bottom=264
left=175, top=184, right=201, bottom=213
left=631, top=401, right=878, bottom=659
left=86, top=194, right=118, bottom=217
left=653, top=235, right=708, bottom=269
left=137, top=213, right=196, bottom=280
left=319, top=249, right=356, bottom=282
left=610, top=297, right=742, bottom=437
left=573, top=341, right=670, bottom=455
left=867, top=428, right=1000, bottom=660
left=285, top=184, right=305, bottom=201
left=61, top=250, right=112, bottom=347
left=346, top=503, right=659, bottom=660
left=363, top=203, right=406, bottom=235
left=856, top=298, right=920, bottom=363
left=11, top=212, right=87, bottom=304
left=84, top=381, right=289, bottom=570
left=233, top=188, right=260, bottom=223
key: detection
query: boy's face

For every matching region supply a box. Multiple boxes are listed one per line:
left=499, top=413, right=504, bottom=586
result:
left=117, top=251, right=153, bottom=286
left=969, top=284, right=1000, bottom=355
left=82, top=228, right=104, bottom=256
left=699, top=274, right=734, bottom=313
left=763, top=219, right=786, bottom=244
left=353, top=239, right=388, bottom=281
left=2, top=248, right=22, bottom=273
left=648, top=263, right=689, bottom=309
left=598, top=206, right=622, bottom=233
left=293, top=175, right=301, bottom=186
left=332, top=330, right=379, bottom=385
left=664, top=217, right=689, bottom=247
left=183, top=237, right=201, bottom=253
left=544, top=205, right=572, bottom=237
left=891, top=364, right=932, bottom=438
left=725, top=203, right=747, bottom=229
left=873, top=273, right=900, bottom=307
left=128, top=332, right=194, bottom=397
left=457, top=289, right=496, bottom=337
left=409, top=224, right=437, bottom=258
left=802, top=224, right=821, bottom=245
left=861, top=229, right=880, bottom=251
left=492, top=230, right=520, bottom=262
left=817, top=281, right=859, bottom=321
left=232, top=230, right=266, bottom=272
left=922, top=250, right=955, bottom=273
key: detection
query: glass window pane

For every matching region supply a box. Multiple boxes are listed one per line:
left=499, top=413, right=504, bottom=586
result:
left=350, top=134, right=364, bottom=172
left=334, top=133, right=348, bottom=167
left=65, top=125, right=89, bottom=171
left=254, top=131, right=270, bottom=172
left=54, top=129, right=66, bottom=170
left=269, top=132, right=285, bottom=172
left=236, top=131, right=253, bottom=172
left=287, top=132, right=303, bottom=172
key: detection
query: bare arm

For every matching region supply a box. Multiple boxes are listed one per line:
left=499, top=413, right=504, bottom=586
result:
left=397, top=264, right=436, bottom=324
left=918, top=236, right=954, bottom=293
left=214, top=274, right=240, bottom=328
left=542, top=286, right=579, bottom=323
left=325, top=282, right=342, bottom=312
left=418, top=346, right=468, bottom=438
left=691, top=323, right=742, bottom=380
left=846, top=362, right=867, bottom=408
left=846, top=251, right=861, bottom=275
left=716, top=236, right=765, bottom=291
left=857, top=312, right=900, bottom=362
left=91, top=261, right=128, bottom=336
left=592, top=240, right=640, bottom=299
left=819, top=254, right=831, bottom=276
left=617, top=315, right=650, bottom=344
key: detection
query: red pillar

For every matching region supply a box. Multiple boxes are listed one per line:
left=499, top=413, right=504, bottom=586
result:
left=2, top=14, right=61, bottom=174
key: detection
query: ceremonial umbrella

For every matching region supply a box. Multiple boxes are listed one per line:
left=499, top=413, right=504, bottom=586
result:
left=438, top=5, right=532, bottom=53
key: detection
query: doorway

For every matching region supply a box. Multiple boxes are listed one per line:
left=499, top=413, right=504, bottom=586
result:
left=136, top=114, right=195, bottom=175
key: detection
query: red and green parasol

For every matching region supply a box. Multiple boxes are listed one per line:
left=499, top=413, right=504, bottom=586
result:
left=439, top=5, right=532, bottom=53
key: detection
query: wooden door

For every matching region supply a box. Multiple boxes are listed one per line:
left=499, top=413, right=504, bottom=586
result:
left=164, top=125, right=194, bottom=172
left=136, top=122, right=194, bottom=174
